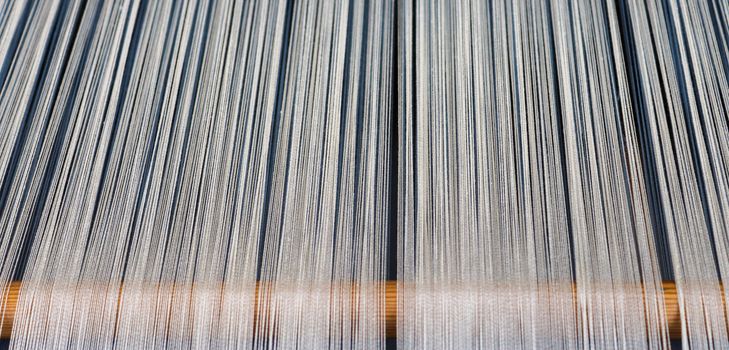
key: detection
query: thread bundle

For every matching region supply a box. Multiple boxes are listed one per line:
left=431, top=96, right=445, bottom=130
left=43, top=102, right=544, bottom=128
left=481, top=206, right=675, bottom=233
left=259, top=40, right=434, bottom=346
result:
left=0, top=0, right=728, bottom=349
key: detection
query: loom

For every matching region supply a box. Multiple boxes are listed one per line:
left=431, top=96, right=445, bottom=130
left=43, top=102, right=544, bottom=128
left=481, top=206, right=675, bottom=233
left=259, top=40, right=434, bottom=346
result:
left=0, top=0, right=728, bottom=349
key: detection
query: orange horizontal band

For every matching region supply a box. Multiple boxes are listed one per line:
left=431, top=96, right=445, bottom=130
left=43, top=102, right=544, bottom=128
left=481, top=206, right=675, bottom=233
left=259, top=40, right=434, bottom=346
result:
left=0, top=281, right=685, bottom=340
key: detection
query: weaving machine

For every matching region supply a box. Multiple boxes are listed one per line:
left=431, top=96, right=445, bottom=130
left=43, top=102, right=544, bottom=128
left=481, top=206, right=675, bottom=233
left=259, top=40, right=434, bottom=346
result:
left=0, top=0, right=728, bottom=349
